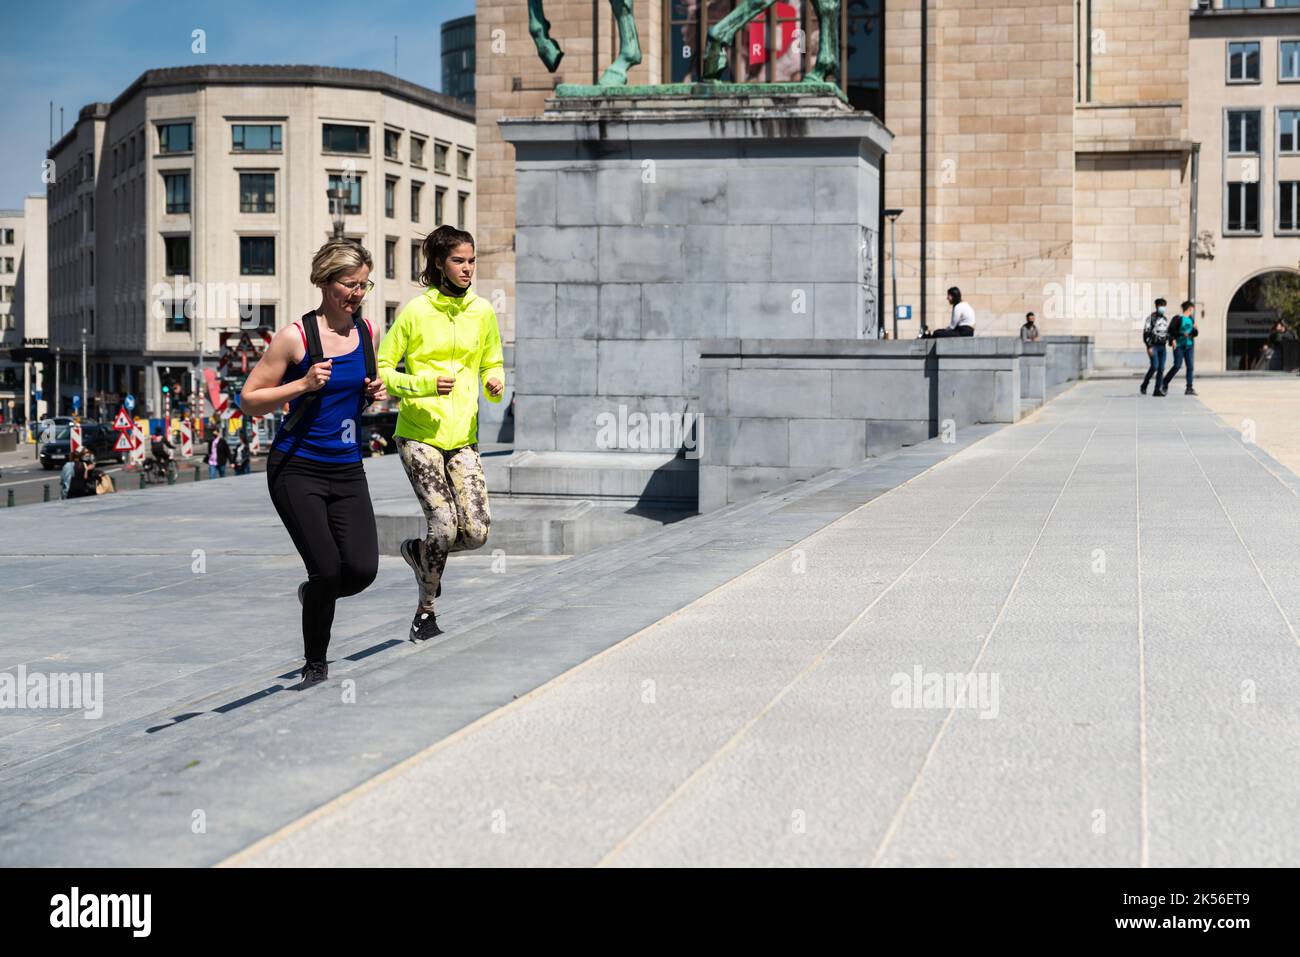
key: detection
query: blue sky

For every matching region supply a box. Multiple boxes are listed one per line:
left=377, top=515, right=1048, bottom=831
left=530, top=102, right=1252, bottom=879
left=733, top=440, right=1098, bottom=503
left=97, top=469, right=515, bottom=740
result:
left=0, top=0, right=475, bottom=208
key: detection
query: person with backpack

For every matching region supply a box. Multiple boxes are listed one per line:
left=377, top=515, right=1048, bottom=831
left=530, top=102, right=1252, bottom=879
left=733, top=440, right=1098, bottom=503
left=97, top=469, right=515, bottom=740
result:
left=237, top=239, right=387, bottom=688
left=1162, top=300, right=1198, bottom=396
left=378, top=225, right=505, bottom=642
left=1140, top=298, right=1170, bottom=396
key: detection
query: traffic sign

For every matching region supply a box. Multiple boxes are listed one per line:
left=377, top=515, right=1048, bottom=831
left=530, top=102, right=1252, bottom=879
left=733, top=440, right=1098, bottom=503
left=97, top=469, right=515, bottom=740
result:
left=130, top=421, right=147, bottom=466
left=113, top=431, right=134, bottom=452
left=70, top=422, right=82, bottom=455
left=112, top=408, right=133, bottom=432
left=124, top=393, right=136, bottom=412
left=72, top=394, right=81, bottom=410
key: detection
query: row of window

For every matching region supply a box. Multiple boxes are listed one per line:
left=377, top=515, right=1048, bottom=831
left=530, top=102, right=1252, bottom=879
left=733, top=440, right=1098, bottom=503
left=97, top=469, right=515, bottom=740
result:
left=1226, top=108, right=1300, bottom=152
left=156, top=170, right=469, bottom=224
left=126, top=121, right=471, bottom=175
left=1224, top=179, right=1300, bottom=231
left=159, top=301, right=410, bottom=335
left=1227, top=39, right=1300, bottom=82
left=157, top=235, right=449, bottom=282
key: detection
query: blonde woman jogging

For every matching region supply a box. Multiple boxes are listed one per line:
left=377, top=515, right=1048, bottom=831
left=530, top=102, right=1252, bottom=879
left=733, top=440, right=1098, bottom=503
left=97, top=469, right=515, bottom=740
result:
left=378, top=225, right=505, bottom=641
left=239, top=240, right=386, bottom=687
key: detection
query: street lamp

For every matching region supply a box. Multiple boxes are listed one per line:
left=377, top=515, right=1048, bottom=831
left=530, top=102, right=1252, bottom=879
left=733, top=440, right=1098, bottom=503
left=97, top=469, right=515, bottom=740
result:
left=329, top=186, right=348, bottom=239
left=884, top=208, right=904, bottom=340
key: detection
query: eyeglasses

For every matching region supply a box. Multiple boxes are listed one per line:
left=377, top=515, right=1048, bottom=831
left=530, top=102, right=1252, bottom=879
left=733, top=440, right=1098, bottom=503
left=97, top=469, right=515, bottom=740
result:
left=336, top=279, right=375, bottom=295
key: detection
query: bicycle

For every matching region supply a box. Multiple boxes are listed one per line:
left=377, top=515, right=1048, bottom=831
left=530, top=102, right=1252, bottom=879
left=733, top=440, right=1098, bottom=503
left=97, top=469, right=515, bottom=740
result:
left=142, top=457, right=179, bottom=485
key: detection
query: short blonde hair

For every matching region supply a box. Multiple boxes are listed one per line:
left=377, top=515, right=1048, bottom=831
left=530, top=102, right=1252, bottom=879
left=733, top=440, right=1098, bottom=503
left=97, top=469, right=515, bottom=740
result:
left=310, top=239, right=373, bottom=287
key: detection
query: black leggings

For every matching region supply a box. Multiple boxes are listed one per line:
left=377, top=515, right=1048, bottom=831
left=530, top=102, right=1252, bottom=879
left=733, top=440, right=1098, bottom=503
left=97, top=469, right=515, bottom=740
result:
left=267, top=450, right=378, bottom=663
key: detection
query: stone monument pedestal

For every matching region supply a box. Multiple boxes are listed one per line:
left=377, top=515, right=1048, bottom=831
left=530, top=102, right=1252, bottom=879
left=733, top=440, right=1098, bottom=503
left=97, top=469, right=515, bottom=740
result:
left=497, top=90, right=892, bottom=510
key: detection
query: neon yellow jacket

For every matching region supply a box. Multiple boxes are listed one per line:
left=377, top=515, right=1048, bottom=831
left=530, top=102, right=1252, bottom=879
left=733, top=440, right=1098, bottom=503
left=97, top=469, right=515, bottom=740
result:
left=377, top=287, right=505, bottom=450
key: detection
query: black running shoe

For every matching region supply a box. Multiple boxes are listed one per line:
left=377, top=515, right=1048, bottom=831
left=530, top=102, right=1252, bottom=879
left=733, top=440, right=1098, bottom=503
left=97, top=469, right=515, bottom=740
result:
left=299, top=660, right=328, bottom=687
left=1140, top=383, right=1148, bottom=395
left=1186, top=387, right=1197, bottom=396
left=409, top=609, right=443, bottom=642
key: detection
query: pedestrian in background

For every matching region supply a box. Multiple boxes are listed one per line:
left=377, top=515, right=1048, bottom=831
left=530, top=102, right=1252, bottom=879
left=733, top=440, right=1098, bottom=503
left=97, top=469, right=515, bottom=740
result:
left=207, top=433, right=230, bottom=479
left=1019, top=311, right=1040, bottom=342
left=59, top=455, right=76, bottom=499
left=234, top=434, right=252, bottom=475
left=67, top=450, right=100, bottom=499
left=1141, top=298, right=1170, bottom=396
left=925, top=287, right=976, bottom=338
left=1163, top=300, right=1198, bottom=396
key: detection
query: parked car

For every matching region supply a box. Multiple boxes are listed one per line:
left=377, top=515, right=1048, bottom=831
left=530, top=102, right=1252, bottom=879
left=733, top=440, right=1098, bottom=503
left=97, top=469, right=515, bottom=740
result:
left=39, top=421, right=126, bottom=470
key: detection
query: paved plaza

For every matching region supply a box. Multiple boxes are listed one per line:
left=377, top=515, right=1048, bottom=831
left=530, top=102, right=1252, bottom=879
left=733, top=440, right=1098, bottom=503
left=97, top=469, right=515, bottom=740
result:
left=1, top=380, right=1297, bottom=866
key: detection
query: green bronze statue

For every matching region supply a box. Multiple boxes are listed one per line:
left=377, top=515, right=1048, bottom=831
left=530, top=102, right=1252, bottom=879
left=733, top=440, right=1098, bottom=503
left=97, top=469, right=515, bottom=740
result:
left=528, top=0, right=643, bottom=87
left=703, top=0, right=841, bottom=84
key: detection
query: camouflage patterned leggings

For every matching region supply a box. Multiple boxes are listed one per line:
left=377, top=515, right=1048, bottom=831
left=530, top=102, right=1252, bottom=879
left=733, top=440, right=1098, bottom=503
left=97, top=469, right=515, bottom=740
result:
left=396, top=437, right=491, bottom=611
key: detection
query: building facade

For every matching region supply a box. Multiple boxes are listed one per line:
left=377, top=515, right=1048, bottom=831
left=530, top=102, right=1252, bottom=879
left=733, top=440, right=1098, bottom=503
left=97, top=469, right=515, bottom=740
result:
left=46, top=65, right=476, bottom=421
left=442, top=15, right=477, bottom=106
left=474, top=0, right=1300, bottom=372
left=0, top=196, right=48, bottom=426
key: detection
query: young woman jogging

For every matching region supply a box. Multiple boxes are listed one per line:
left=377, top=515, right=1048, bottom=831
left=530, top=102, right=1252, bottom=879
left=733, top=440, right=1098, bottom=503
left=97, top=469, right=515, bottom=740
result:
left=378, top=225, right=505, bottom=641
left=239, top=240, right=387, bottom=687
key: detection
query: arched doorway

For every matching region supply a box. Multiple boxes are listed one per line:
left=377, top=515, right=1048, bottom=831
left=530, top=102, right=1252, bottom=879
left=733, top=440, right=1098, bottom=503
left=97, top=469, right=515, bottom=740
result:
left=1226, top=270, right=1299, bottom=371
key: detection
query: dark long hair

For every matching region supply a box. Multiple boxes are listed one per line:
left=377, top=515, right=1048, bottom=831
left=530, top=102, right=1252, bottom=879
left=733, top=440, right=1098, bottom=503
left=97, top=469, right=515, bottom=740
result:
left=418, top=225, right=475, bottom=288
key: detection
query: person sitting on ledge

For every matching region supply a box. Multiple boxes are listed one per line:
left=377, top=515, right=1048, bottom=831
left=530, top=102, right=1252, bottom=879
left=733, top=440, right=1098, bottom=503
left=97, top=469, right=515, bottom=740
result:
left=924, top=287, right=975, bottom=338
left=1020, top=311, right=1040, bottom=342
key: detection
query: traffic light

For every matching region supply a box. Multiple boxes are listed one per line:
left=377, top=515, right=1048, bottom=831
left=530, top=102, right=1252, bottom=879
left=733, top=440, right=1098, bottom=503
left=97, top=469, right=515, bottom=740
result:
left=162, top=385, right=170, bottom=394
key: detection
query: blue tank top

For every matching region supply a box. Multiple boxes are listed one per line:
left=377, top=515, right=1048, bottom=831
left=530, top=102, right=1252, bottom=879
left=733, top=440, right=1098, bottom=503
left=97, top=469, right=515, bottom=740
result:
left=271, top=326, right=367, bottom=464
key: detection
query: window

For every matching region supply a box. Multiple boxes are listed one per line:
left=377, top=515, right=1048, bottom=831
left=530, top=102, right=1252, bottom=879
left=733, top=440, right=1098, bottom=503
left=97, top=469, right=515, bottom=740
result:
left=240, top=236, right=276, bottom=275
left=166, top=298, right=192, bottom=333
left=89, top=251, right=93, bottom=286
left=1279, top=181, right=1300, bottom=231
left=457, top=149, right=472, bottom=179
left=1227, top=181, right=1260, bottom=233
left=240, top=172, right=276, bottom=212
left=0, top=287, right=13, bottom=303
left=238, top=303, right=277, bottom=329
left=328, top=174, right=362, bottom=214
left=1280, top=110, right=1300, bottom=152
left=385, top=129, right=401, bottom=159
left=1227, top=111, right=1260, bottom=153
left=385, top=303, right=397, bottom=330
left=163, top=172, right=191, bottom=214
left=232, top=124, right=282, bottom=152
left=411, top=181, right=423, bottom=222
left=0, top=228, right=13, bottom=244
left=411, top=242, right=421, bottom=282
left=385, top=239, right=396, bottom=280
left=458, top=191, right=469, bottom=229
left=434, top=142, right=449, bottom=173
left=164, top=236, right=190, bottom=275
left=322, top=123, right=369, bottom=154
left=1223, top=0, right=1262, bottom=7
left=0, top=257, right=12, bottom=273
left=1229, top=42, right=1261, bottom=83
left=1283, top=41, right=1300, bottom=81
left=385, top=177, right=397, bottom=218
left=411, top=137, right=426, bottom=166
left=435, top=187, right=446, bottom=224
left=159, top=122, right=193, bottom=153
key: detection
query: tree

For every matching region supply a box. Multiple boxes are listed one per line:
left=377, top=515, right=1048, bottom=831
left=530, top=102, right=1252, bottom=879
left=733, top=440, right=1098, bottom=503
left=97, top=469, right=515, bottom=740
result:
left=1259, top=272, right=1300, bottom=333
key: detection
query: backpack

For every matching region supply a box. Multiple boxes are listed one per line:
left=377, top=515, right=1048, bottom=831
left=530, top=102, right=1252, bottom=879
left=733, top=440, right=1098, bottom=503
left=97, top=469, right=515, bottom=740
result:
left=282, top=310, right=377, bottom=433
left=1150, top=315, right=1169, bottom=345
